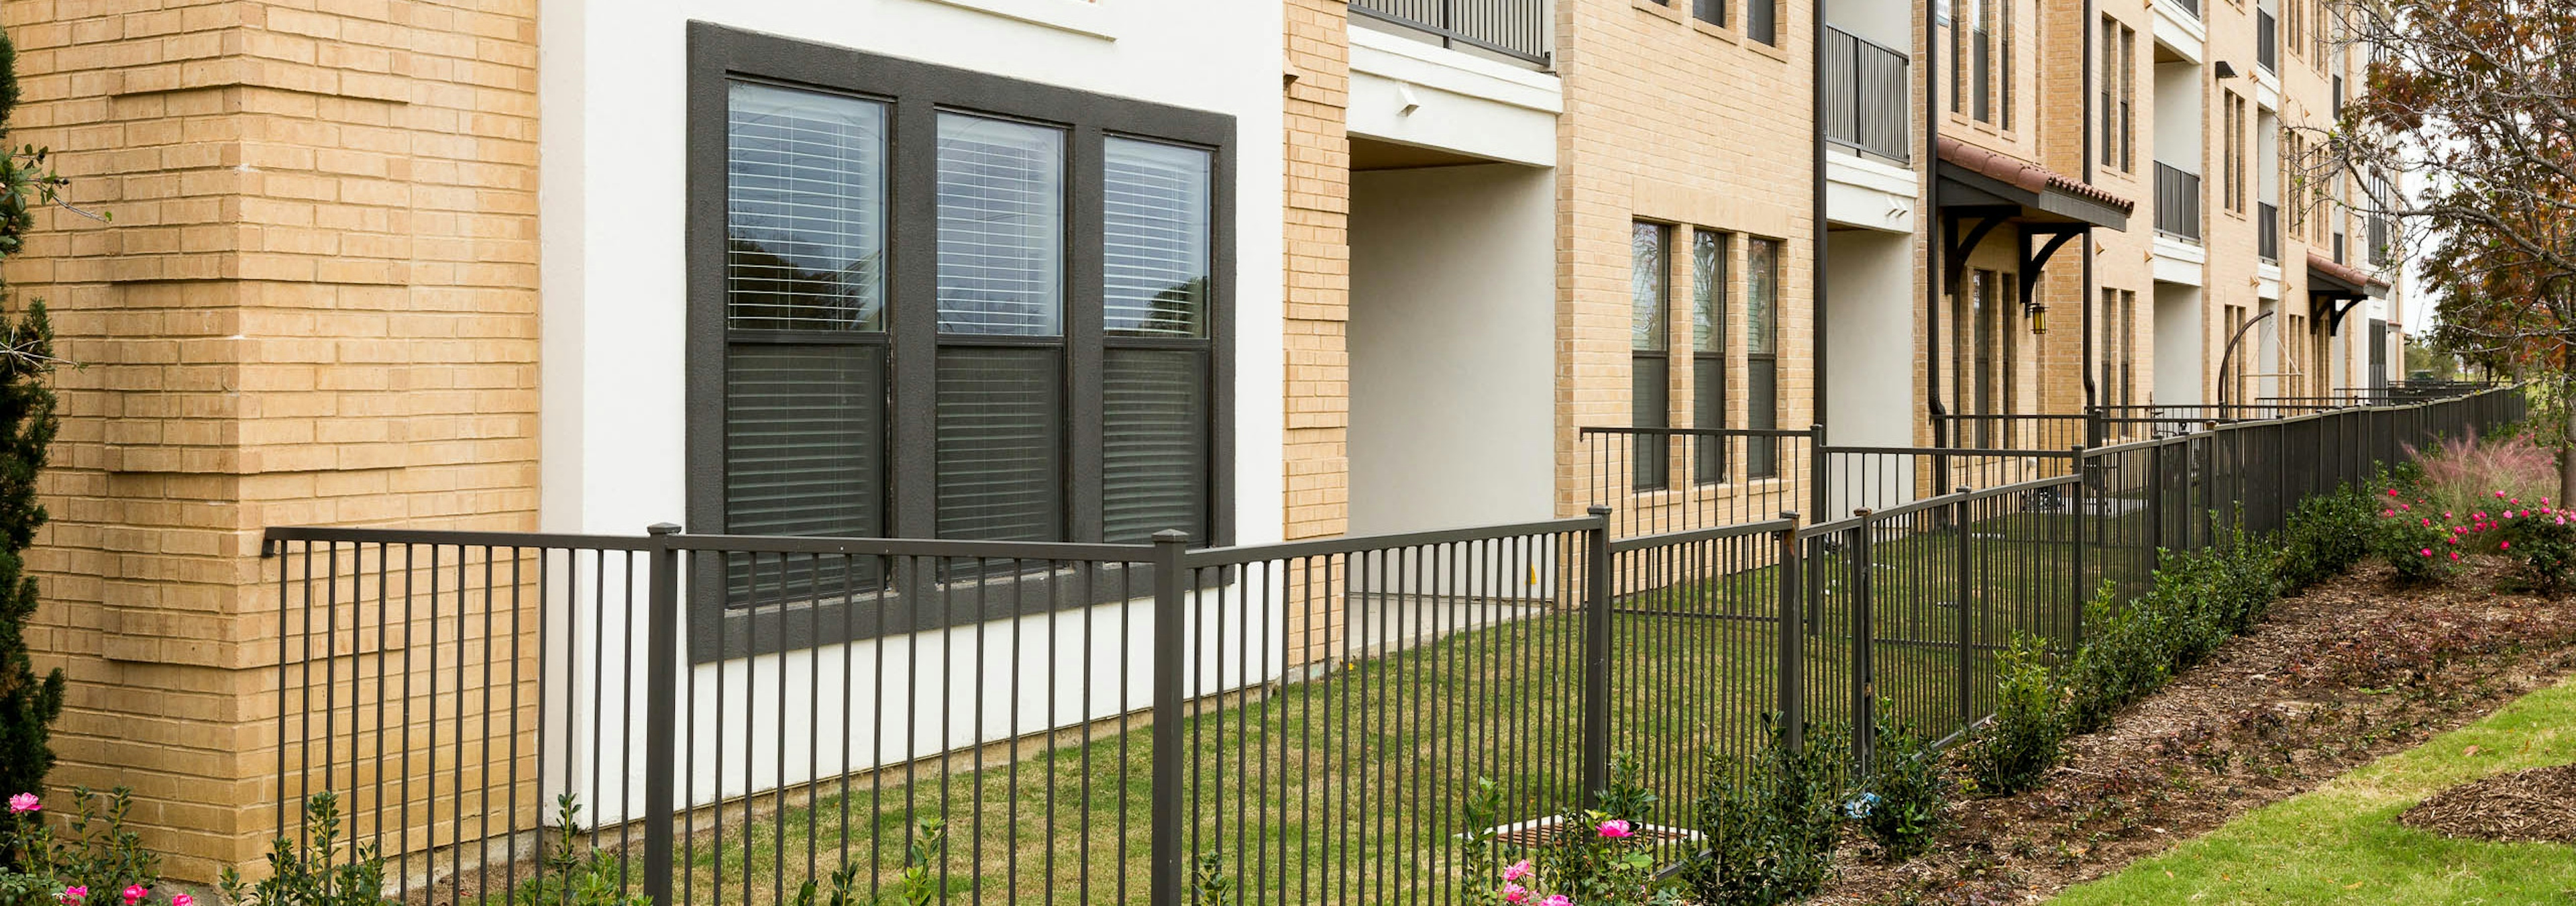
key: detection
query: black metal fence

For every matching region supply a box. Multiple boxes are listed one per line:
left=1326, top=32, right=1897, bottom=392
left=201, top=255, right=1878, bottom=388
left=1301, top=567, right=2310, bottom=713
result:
left=1349, top=0, right=1550, bottom=66
left=265, top=388, right=2522, bottom=905
left=1580, top=425, right=1816, bottom=538
left=1822, top=26, right=1911, bottom=162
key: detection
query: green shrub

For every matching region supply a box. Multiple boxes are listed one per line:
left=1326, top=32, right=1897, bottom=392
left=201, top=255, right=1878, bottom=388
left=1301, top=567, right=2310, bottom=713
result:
left=2057, top=584, right=2157, bottom=736
left=220, top=793, right=385, bottom=906
left=1850, top=703, right=1947, bottom=862
left=1688, top=717, right=1845, bottom=905
left=1459, top=756, right=1669, bottom=906
left=1965, top=634, right=2059, bottom=796
left=514, top=795, right=649, bottom=906
left=2280, top=487, right=2375, bottom=591
left=2512, top=515, right=2576, bottom=591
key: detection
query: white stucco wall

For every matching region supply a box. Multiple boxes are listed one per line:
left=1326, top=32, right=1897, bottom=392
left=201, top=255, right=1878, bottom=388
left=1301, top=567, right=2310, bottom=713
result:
left=1823, top=230, right=1917, bottom=515
left=1348, top=164, right=1558, bottom=534
left=1827, top=0, right=1912, bottom=51
left=2153, top=60, right=2202, bottom=170
left=2155, top=283, right=2204, bottom=405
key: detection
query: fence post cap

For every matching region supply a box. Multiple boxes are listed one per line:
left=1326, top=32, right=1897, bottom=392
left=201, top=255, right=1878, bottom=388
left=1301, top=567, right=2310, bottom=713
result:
left=646, top=522, right=682, bottom=536
left=1587, top=505, right=1613, bottom=517
left=1150, top=529, right=1191, bottom=544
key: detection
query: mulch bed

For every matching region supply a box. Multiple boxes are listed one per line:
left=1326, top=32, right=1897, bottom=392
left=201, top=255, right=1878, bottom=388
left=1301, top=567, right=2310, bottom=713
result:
left=2398, top=762, right=2576, bottom=846
left=1810, top=556, right=2576, bottom=905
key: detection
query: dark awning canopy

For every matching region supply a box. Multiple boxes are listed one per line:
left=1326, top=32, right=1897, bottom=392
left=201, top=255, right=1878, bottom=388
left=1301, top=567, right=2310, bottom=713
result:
left=1934, top=136, right=2133, bottom=231
left=2308, top=251, right=2390, bottom=335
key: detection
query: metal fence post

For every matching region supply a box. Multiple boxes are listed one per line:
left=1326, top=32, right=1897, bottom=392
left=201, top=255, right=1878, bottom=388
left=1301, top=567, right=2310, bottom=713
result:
left=1809, top=423, right=1829, bottom=521
left=1150, top=530, right=1191, bottom=906
left=1849, top=509, right=1876, bottom=772
left=2070, top=450, right=2088, bottom=652
left=1776, top=510, right=1805, bottom=752
left=642, top=523, right=682, bottom=906
left=1952, top=488, right=1972, bottom=733
left=1582, top=505, right=1615, bottom=803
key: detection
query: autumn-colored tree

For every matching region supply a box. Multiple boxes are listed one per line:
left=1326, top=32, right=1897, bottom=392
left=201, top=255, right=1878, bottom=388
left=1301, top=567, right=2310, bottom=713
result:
left=2315, top=0, right=2576, bottom=497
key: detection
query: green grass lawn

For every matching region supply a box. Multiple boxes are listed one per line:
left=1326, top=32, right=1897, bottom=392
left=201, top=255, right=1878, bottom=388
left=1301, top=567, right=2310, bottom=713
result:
left=2055, top=676, right=2576, bottom=905
left=586, top=509, right=2102, bottom=905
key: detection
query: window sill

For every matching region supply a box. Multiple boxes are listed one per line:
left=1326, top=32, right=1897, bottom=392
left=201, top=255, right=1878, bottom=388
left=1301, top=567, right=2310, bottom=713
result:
left=1742, top=32, right=1789, bottom=61
left=1633, top=0, right=1686, bottom=24
left=1691, top=18, right=1739, bottom=43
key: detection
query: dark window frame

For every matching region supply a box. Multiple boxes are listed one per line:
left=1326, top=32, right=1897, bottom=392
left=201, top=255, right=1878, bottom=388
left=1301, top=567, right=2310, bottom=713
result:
left=684, top=22, right=1238, bottom=660
left=1632, top=221, right=1673, bottom=491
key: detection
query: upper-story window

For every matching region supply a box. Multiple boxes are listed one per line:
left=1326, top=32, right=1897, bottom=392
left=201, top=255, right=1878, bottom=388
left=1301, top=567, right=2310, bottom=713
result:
left=2100, top=16, right=2136, bottom=172
left=690, top=24, right=1237, bottom=569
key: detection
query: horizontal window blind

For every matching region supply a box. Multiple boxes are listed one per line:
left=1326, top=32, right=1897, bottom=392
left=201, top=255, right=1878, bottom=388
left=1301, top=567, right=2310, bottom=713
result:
left=1104, top=349, right=1207, bottom=543
left=935, top=347, right=1065, bottom=542
left=1104, top=138, right=1211, bottom=338
left=725, top=81, right=887, bottom=332
left=724, top=344, right=887, bottom=598
left=937, top=113, right=1066, bottom=336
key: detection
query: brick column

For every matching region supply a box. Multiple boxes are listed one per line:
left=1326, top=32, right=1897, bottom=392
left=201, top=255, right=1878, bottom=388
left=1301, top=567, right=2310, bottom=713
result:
left=1283, top=0, right=1350, bottom=543
left=5, top=0, right=538, bottom=881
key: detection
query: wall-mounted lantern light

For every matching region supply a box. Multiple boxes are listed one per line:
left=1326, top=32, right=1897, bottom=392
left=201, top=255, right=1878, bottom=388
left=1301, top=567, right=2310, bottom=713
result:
left=2027, top=303, right=2049, bottom=334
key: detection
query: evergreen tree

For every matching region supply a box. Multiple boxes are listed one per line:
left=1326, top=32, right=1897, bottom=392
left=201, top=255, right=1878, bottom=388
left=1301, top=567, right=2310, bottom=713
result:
left=0, top=16, right=70, bottom=800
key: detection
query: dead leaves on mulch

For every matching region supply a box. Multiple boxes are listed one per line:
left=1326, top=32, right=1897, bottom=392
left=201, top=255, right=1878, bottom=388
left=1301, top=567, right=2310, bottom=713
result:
left=1808, top=556, right=2576, bottom=905
left=2398, top=762, right=2576, bottom=846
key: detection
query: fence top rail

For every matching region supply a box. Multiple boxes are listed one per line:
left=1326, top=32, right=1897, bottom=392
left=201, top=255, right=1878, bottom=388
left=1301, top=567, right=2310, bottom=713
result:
left=1822, top=444, right=2080, bottom=459
left=262, top=525, right=661, bottom=552
left=1578, top=425, right=1815, bottom=439
left=1866, top=473, right=2083, bottom=522
left=1606, top=517, right=1794, bottom=555
left=1182, top=515, right=1600, bottom=568
left=675, top=533, right=1154, bottom=560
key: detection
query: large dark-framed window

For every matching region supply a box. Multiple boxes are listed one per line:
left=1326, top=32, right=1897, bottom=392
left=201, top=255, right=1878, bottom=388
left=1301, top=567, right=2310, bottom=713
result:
left=1745, top=237, right=1781, bottom=478
left=684, top=23, right=1236, bottom=658
left=1632, top=221, right=1673, bottom=491
left=1690, top=230, right=1730, bottom=485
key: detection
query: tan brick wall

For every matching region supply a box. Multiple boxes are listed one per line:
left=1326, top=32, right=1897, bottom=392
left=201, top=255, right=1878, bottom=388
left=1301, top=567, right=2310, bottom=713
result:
left=1554, top=0, right=1819, bottom=521
left=1284, top=0, right=1349, bottom=542
left=7, top=0, right=538, bottom=880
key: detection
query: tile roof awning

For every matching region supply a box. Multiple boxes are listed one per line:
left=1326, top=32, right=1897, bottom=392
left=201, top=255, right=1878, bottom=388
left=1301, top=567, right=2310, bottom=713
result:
left=2306, top=251, right=2391, bottom=301
left=1935, top=136, right=2133, bottom=231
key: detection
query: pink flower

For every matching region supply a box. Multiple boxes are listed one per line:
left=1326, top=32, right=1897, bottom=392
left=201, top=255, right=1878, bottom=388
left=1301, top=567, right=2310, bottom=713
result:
left=121, top=887, right=146, bottom=906
left=2421, top=548, right=2434, bottom=557
left=2382, top=509, right=2396, bottom=517
left=1502, top=883, right=1533, bottom=904
left=2423, top=517, right=2434, bottom=527
left=59, top=888, right=86, bottom=906
left=6, top=793, right=36, bottom=813
left=2501, top=541, right=2512, bottom=550
left=2512, top=498, right=2522, bottom=505
left=1597, top=819, right=1634, bottom=838
left=172, top=897, right=193, bottom=906
left=2447, top=511, right=2456, bottom=519
left=2388, top=488, right=2401, bottom=497
left=2448, top=536, right=2460, bottom=545
left=1503, top=860, right=1534, bottom=883
left=2402, top=503, right=2412, bottom=511
left=2497, top=490, right=2508, bottom=499
left=1543, top=898, right=1574, bottom=906
left=2451, top=552, right=2463, bottom=562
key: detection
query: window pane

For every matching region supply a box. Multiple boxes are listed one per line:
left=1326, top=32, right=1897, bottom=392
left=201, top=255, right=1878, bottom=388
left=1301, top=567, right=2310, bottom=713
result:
left=1104, top=348, right=1207, bottom=543
left=1692, top=230, right=1727, bottom=352
left=936, top=346, right=1064, bottom=541
left=1693, top=0, right=1723, bottom=25
left=938, top=113, right=1065, bottom=336
left=1748, top=359, right=1778, bottom=476
left=1632, top=222, right=1667, bottom=352
left=1105, top=138, right=1212, bottom=338
left=726, top=82, right=886, bottom=332
left=1746, top=238, right=1779, bottom=354
left=1633, top=355, right=1669, bottom=490
left=724, top=343, right=886, bottom=601
left=1694, top=354, right=1725, bottom=483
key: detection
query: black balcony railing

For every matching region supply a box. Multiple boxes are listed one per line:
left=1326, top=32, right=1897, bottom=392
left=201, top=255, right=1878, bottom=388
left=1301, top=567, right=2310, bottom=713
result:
left=2156, top=162, right=2202, bottom=240
left=1351, top=0, right=1551, bottom=66
left=2257, top=201, right=2279, bottom=262
left=2257, top=9, right=2278, bottom=72
left=1823, top=26, right=1912, bottom=162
